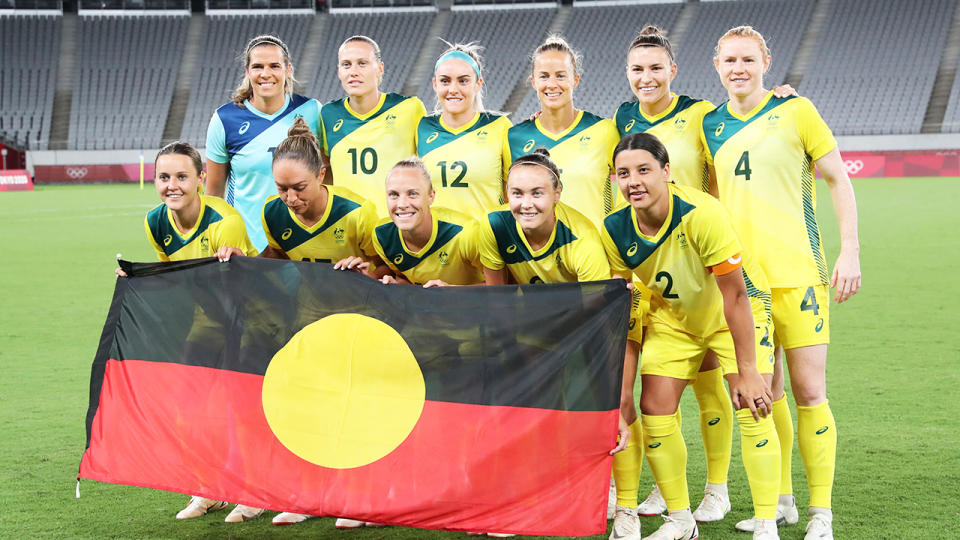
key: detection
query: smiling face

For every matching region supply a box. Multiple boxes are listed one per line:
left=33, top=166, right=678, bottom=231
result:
left=714, top=36, right=770, bottom=99
left=245, top=44, right=290, bottom=104
left=614, top=148, right=670, bottom=215
left=385, top=167, right=434, bottom=233
left=273, top=158, right=325, bottom=217
left=507, top=165, right=561, bottom=234
left=338, top=40, right=384, bottom=99
left=626, top=45, right=677, bottom=110
left=433, top=58, right=481, bottom=117
left=155, top=153, right=202, bottom=212
left=530, top=50, right=579, bottom=112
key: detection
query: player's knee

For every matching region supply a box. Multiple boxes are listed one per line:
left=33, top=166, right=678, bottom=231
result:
left=790, top=380, right=826, bottom=406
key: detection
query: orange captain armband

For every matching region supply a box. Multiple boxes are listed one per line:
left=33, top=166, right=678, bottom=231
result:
left=710, top=253, right=743, bottom=276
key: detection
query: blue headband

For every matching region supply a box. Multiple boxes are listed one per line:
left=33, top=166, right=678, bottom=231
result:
left=434, top=50, right=481, bottom=78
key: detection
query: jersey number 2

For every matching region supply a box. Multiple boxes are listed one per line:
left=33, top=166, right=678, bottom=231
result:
left=348, top=147, right=378, bottom=174
left=735, top=151, right=752, bottom=181
left=656, top=271, right=679, bottom=299
left=438, top=160, right=468, bottom=188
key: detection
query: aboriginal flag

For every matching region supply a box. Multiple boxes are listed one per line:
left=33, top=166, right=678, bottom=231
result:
left=79, top=257, right=629, bottom=537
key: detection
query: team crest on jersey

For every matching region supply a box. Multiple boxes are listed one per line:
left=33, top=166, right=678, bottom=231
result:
left=438, top=251, right=449, bottom=265
left=385, top=114, right=397, bottom=129
left=426, top=132, right=439, bottom=143
left=766, top=113, right=780, bottom=130
left=715, top=122, right=725, bottom=136
left=476, top=130, right=488, bottom=142
left=674, top=118, right=687, bottom=131
left=555, top=252, right=563, bottom=266
left=281, top=228, right=293, bottom=240
left=677, top=232, right=688, bottom=248
left=238, top=121, right=251, bottom=135
left=523, top=139, right=535, bottom=152
left=163, top=234, right=173, bottom=246
left=333, top=119, right=344, bottom=132
left=200, top=236, right=210, bottom=253
left=624, top=120, right=636, bottom=132
left=334, top=226, right=345, bottom=243
left=579, top=135, right=591, bottom=147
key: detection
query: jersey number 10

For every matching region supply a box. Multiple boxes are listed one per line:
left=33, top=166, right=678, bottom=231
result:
left=348, top=147, right=378, bottom=174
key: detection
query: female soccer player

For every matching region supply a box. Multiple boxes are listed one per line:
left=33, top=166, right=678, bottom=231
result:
left=602, top=133, right=781, bottom=540
left=205, top=34, right=321, bottom=252
left=504, top=36, right=619, bottom=226
left=702, top=26, right=861, bottom=540
left=133, top=142, right=258, bottom=523
left=417, top=42, right=512, bottom=217
left=320, top=35, right=427, bottom=217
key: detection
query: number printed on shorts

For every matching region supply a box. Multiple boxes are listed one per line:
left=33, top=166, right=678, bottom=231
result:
left=348, top=147, right=378, bottom=174
left=656, top=271, right=679, bottom=299
left=438, top=160, right=469, bottom=188
left=800, top=286, right=820, bottom=315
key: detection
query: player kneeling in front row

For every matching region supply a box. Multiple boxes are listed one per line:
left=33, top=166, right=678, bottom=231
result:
left=601, top=133, right=781, bottom=540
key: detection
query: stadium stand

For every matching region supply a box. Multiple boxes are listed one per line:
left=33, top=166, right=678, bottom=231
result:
left=305, top=9, right=435, bottom=104
left=69, top=14, right=189, bottom=150
left=798, top=0, right=956, bottom=135
left=415, top=7, right=555, bottom=114
left=178, top=13, right=313, bottom=147
left=944, top=64, right=960, bottom=133
left=0, top=14, right=61, bottom=150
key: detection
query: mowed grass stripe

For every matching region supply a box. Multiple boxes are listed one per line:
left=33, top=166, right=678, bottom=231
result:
left=0, top=179, right=956, bottom=539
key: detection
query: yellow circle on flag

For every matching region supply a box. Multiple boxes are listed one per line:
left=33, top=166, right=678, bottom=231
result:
left=261, top=314, right=425, bottom=469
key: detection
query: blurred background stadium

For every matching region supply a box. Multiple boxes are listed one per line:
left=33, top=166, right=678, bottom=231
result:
left=1, top=0, right=959, bottom=182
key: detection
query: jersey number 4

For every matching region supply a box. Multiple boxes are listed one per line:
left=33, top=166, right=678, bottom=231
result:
left=735, top=151, right=752, bottom=181
left=348, top=147, right=378, bottom=174
left=438, top=160, right=469, bottom=188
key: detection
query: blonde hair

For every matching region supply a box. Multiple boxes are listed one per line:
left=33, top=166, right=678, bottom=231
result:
left=272, top=117, right=323, bottom=176
left=715, top=25, right=771, bottom=59
left=232, top=35, right=297, bottom=106
left=531, top=34, right=583, bottom=76
left=387, top=156, right=434, bottom=193
left=433, top=40, right=486, bottom=114
left=339, top=35, right=382, bottom=62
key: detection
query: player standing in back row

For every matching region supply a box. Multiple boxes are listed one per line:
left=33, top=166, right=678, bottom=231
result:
left=701, top=25, right=861, bottom=540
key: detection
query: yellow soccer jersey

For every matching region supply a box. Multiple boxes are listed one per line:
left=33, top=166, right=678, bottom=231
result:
left=504, top=111, right=619, bottom=226
left=261, top=185, right=377, bottom=263
left=601, top=183, right=770, bottom=337
left=701, top=92, right=837, bottom=288
left=320, top=93, right=427, bottom=217
left=145, top=195, right=256, bottom=261
left=478, top=202, right=611, bottom=284
left=417, top=112, right=512, bottom=218
left=373, top=206, right=484, bottom=286
left=614, top=94, right=714, bottom=192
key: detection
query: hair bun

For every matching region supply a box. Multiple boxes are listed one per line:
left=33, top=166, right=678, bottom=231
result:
left=532, top=147, right=551, bottom=158
left=640, top=25, right=666, bottom=37
left=287, top=117, right=313, bottom=138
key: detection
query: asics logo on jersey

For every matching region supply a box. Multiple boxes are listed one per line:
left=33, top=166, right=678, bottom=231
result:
left=426, top=132, right=439, bottom=143
left=648, top=442, right=661, bottom=449
left=628, top=319, right=636, bottom=330
left=163, top=234, right=172, bottom=246
left=523, top=140, right=535, bottom=152
left=506, top=244, right=517, bottom=254
left=238, top=121, right=250, bottom=135
left=708, top=417, right=721, bottom=426
left=281, top=228, right=293, bottom=240
left=626, top=242, right=638, bottom=257
left=393, top=254, right=404, bottom=264
left=815, top=318, right=824, bottom=332
left=727, top=255, right=742, bottom=265
left=715, top=122, right=725, bottom=136
left=333, top=119, right=344, bottom=132
left=816, top=426, right=829, bottom=435
left=624, top=120, right=635, bottom=132
left=756, top=439, right=769, bottom=448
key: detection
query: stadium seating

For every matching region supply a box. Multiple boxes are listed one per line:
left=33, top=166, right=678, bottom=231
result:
left=798, top=0, right=956, bottom=135
left=944, top=65, right=960, bottom=133
left=179, top=13, right=313, bottom=147
left=415, top=7, right=555, bottom=114
left=69, top=14, right=188, bottom=150
left=0, top=14, right=61, bottom=150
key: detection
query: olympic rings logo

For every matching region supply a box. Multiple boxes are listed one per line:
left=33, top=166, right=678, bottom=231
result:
left=66, top=167, right=88, bottom=179
left=843, top=160, right=864, bottom=174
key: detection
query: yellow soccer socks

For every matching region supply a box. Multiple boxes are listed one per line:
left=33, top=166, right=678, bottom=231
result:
left=772, top=395, right=794, bottom=496
left=797, top=400, right=836, bottom=509
left=642, top=413, right=689, bottom=511
left=737, top=409, right=781, bottom=520
left=612, top=420, right=644, bottom=507
left=692, top=367, right=733, bottom=485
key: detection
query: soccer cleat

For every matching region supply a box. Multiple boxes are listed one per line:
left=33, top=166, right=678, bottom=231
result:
left=641, top=513, right=699, bottom=540
left=609, top=505, right=642, bottom=540
left=637, top=485, right=667, bottom=517
left=753, top=519, right=779, bottom=540
left=804, top=513, right=833, bottom=540
left=608, top=477, right=617, bottom=520
left=224, top=504, right=264, bottom=523
left=692, top=486, right=730, bottom=522
left=735, top=498, right=800, bottom=532
left=175, top=496, right=227, bottom=520
left=272, top=512, right=316, bottom=525
left=335, top=518, right=365, bottom=529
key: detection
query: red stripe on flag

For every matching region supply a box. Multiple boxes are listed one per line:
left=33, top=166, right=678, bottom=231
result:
left=80, top=359, right=616, bottom=536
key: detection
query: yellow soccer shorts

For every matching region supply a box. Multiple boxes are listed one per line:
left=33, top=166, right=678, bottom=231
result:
left=640, top=321, right=775, bottom=380
left=771, top=285, right=830, bottom=349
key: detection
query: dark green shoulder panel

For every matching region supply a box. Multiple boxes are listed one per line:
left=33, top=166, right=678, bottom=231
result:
left=604, top=195, right=695, bottom=267
left=377, top=220, right=463, bottom=272
left=702, top=96, right=797, bottom=158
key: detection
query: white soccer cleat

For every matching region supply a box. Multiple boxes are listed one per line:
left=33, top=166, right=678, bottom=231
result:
left=753, top=519, right=779, bottom=539
left=609, top=505, right=642, bottom=540
left=224, top=504, right=264, bottom=523
left=641, top=513, right=699, bottom=540
left=637, top=485, right=667, bottom=517
left=175, top=496, right=227, bottom=520
left=692, top=486, right=730, bottom=522
left=335, top=518, right=365, bottom=529
left=608, top=477, right=618, bottom=520
left=272, top=512, right=315, bottom=525
left=735, top=498, right=800, bottom=532
left=804, top=513, right=833, bottom=540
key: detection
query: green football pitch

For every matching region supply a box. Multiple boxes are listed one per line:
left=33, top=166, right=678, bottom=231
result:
left=1, top=180, right=957, bottom=539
